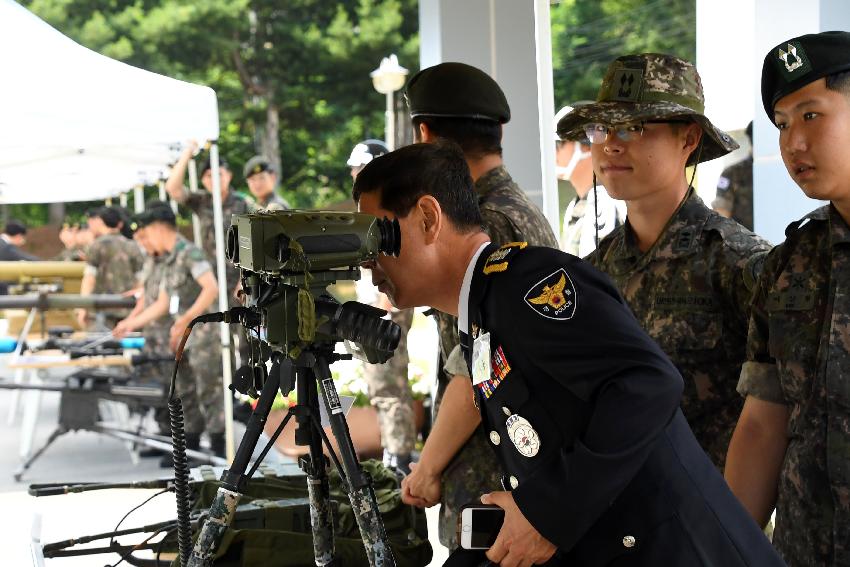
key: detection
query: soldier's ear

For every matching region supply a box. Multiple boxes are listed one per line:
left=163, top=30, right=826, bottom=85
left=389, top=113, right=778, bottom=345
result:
left=682, top=123, right=703, bottom=157
left=416, top=195, right=442, bottom=244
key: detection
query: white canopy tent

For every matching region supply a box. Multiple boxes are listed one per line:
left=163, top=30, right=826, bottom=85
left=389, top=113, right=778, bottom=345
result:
left=0, top=0, right=236, bottom=458
left=0, top=0, right=218, bottom=204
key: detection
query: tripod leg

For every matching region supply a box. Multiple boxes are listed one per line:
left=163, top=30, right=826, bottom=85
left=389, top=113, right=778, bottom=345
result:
left=312, top=356, right=396, bottom=567
left=14, top=427, right=67, bottom=481
left=295, top=365, right=337, bottom=566
left=186, top=366, right=282, bottom=567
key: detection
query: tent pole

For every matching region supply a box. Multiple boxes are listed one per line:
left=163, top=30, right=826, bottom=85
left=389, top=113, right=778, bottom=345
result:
left=158, top=180, right=167, bottom=202
left=209, top=142, right=235, bottom=462
left=119, top=193, right=128, bottom=208
left=188, top=159, right=203, bottom=245
left=133, top=185, right=144, bottom=214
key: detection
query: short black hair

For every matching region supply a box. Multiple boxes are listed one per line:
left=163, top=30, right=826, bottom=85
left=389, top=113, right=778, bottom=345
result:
left=825, top=69, right=850, bottom=98
left=3, top=220, right=26, bottom=236
left=413, top=116, right=502, bottom=159
left=352, top=142, right=483, bottom=233
left=93, top=206, right=123, bottom=229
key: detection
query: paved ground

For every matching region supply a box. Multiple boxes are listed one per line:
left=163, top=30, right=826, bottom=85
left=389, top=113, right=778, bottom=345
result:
left=0, top=312, right=450, bottom=566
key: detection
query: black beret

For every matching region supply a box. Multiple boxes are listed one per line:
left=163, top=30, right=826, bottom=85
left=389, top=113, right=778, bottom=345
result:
left=405, top=62, right=510, bottom=124
left=131, top=202, right=176, bottom=232
left=243, top=155, right=274, bottom=178
left=762, top=31, right=850, bottom=122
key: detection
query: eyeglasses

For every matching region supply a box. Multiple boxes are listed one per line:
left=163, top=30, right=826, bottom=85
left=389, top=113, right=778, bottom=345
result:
left=583, top=120, right=691, bottom=144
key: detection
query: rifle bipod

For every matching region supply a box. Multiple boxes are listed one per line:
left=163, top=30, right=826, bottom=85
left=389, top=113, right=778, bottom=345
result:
left=185, top=345, right=396, bottom=567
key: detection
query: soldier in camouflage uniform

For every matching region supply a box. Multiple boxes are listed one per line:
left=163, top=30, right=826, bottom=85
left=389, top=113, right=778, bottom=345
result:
left=165, top=142, right=250, bottom=296
left=557, top=53, right=770, bottom=472
left=244, top=155, right=291, bottom=211
left=713, top=121, right=754, bottom=231
left=53, top=223, right=86, bottom=262
left=166, top=142, right=252, bottom=370
left=114, top=203, right=225, bottom=460
left=726, top=32, right=850, bottom=566
left=123, top=224, right=182, bottom=450
left=400, top=62, right=559, bottom=549
left=77, top=206, right=144, bottom=329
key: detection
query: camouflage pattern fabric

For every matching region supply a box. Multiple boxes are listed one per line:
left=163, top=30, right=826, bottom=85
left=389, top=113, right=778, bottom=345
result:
left=161, top=235, right=225, bottom=435
left=250, top=192, right=291, bottom=211
left=53, top=247, right=85, bottom=262
left=135, top=254, right=176, bottom=432
left=713, top=156, right=754, bottom=231
left=362, top=308, right=416, bottom=455
left=86, top=233, right=144, bottom=323
left=737, top=204, right=850, bottom=566
left=588, top=189, right=771, bottom=470
left=184, top=189, right=251, bottom=293
left=556, top=53, right=739, bottom=164
left=432, top=165, right=558, bottom=549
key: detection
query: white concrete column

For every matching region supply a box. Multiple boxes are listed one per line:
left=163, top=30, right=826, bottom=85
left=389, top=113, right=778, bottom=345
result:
left=419, top=0, right=559, bottom=234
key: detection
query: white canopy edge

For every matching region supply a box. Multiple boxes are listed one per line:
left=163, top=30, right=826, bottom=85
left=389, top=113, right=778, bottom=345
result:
left=0, top=0, right=219, bottom=204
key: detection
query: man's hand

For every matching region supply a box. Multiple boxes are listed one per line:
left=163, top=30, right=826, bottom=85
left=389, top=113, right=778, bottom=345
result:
left=113, top=318, right=134, bottom=339
left=75, top=308, right=87, bottom=329
left=401, top=462, right=441, bottom=508
left=184, top=139, right=199, bottom=157
left=122, top=287, right=142, bottom=298
left=482, top=491, right=556, bottom=567
left=169, top=317, right=189, bottom=351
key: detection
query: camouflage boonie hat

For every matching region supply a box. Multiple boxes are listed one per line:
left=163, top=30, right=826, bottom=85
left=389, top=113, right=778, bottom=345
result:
left=557, top=53, right=738, bottom=164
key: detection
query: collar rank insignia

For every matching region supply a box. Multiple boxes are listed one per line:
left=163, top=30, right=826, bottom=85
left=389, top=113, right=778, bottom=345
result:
left=524, top=268, right=577, bottom=321
left=483, top=242, right=527, bottom=275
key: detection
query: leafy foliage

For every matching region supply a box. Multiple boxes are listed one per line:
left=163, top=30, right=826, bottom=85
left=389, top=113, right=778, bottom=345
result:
left=551, top=0, right=696, bottom=106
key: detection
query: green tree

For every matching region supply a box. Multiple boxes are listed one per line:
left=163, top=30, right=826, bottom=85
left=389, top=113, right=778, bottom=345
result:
left=551, top=0, right=695, bottom=106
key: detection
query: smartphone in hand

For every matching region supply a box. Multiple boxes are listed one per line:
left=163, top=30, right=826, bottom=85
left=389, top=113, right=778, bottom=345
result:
left=459, top=504, right=505, bottom=550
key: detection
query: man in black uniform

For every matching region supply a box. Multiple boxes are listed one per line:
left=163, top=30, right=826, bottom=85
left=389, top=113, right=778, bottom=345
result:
left=354, top=142, right=782, bottom=566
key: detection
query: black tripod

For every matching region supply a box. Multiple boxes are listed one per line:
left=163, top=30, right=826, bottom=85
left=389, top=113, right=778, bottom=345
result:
left=185, top=342, right=396, bottom=567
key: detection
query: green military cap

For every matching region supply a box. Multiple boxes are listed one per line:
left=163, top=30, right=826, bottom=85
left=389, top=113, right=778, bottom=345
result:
left=131, top=201, right=176, bottom=232
left=404, top=62, right=511, bottom=123
left=243, top=155, right=274, bottom=179
left=761, top=31, right=850, bottom=123
left=556, top=53, right=738, bottom=164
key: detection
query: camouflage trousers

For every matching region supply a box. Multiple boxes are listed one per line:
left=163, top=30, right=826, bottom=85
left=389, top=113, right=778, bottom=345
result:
left=439, top=426, right=504, bottom=549
left=181, top=323, right=226, bottom=435
left=362, top=309, right=416, bottom=455
left=136, top=323, right=182, bottom=434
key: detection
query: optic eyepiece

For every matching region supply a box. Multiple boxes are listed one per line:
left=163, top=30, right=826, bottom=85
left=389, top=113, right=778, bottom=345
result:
left=226, top=225, right=239, bottom=263
left=376, top=217, right=401, bottom=257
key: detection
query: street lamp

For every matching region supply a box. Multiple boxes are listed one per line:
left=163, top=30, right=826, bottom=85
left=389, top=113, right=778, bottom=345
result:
left=370, top=54, right=408, bottom=151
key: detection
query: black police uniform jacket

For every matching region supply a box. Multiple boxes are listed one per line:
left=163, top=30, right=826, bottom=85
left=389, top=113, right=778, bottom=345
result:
left=460, top=243, right=783, bottom=566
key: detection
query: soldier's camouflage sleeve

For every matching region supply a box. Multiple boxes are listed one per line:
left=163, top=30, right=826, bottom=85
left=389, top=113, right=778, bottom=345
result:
left=85, top=238, right=104, bottom=269
left=444, top=344, right=468, bottom=377
left=712, top=174, right=734, bottom=212
left=480, top=209, right=522, bottom=245
left=737, top=247, right=787, bottom=404
left=188, top=247, right=213, bottom=281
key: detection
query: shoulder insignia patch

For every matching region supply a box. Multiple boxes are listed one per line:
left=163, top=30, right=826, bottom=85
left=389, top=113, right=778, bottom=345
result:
left=524, top=268, right=577, bottom=320
left=483, top=242, right=527, bottom=275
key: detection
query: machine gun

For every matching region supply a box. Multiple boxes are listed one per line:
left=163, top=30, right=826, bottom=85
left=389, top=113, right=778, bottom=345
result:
left=172, top=210, right=403, bottom=567
left=0, top=346, right=221, bottom=481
